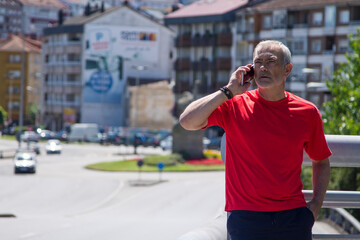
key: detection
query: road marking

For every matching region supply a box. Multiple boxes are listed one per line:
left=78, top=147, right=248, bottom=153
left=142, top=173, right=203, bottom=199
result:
left=19, top=232, right=37, bottom=239
left=67, top=180, right=125, bottom=217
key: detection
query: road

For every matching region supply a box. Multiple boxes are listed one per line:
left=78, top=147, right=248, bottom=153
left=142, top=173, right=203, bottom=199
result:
left=0, top=139, right=225, bottom=240
left=0, top=139, right=340, bottom=240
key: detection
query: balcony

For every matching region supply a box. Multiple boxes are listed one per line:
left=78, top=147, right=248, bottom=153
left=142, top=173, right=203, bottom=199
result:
left=202, top=33, right=217, bottom=47
left=176, top=33, right=191, bottom=47
left=174, top=58, right=191, bottom=71
left=214, top=57, right=232, bottom=71
left=216, top=32, right=232, bottom=46
left=191, top=33, right=202, bottom=47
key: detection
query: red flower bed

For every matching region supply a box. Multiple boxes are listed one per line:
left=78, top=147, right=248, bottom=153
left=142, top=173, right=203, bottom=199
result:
left=186, top=158, right=224, bottom=165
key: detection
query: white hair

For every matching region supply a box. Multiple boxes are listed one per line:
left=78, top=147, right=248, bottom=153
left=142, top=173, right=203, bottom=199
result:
left=253, top=40, right=292, bottom=65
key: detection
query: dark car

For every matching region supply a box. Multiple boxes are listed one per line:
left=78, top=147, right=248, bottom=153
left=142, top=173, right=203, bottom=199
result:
left=204, top=137, right=222, bottom=150
left=54, top=130, right=68, bottom=142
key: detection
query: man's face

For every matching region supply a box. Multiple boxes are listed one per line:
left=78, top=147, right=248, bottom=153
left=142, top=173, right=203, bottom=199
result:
left=253, top=46, right=291, bottom=90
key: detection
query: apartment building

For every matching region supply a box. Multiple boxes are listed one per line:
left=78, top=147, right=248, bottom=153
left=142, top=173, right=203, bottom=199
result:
left=42, top=4, right=174, bottom=131
left=0, top=35, right=41, bottom=126
left=17, top=0, right=69, bottom=39
left=164, top=0, right=252, bottom=98
left=236, top=0, right=360, bottom=107
left=0, top=0, right=22, bottom=38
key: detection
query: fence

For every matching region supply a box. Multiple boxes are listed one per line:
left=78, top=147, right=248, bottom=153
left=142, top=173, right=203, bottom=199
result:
left=178, top=135, right=360, bottom=240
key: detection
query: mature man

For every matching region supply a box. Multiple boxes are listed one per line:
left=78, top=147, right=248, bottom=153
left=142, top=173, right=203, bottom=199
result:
left=180, top=40, right=331, bottom=240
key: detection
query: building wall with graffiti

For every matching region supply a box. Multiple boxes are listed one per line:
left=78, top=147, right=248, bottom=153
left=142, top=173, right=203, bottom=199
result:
left=81, top=7, right=174, bottom=127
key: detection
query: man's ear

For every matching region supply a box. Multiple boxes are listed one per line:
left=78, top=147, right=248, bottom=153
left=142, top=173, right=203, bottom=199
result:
left=284, top=63, right=293, bottom=78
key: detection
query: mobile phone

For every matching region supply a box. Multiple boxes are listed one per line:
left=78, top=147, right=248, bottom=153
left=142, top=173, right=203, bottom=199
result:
left=241, top=65, right=254, bottom=86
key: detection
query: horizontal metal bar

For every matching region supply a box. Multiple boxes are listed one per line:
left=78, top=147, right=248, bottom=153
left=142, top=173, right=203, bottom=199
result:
left=303, top=190, right=360, bottom=208
left=303, top=135, right=360, bottom=167
left=314, top=234, right=360, bottom=239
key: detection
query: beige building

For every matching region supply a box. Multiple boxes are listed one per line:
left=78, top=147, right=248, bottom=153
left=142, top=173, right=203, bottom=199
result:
left=0, top=35, right=42, bottom=126
left=129, top=80, right=174, bottom=130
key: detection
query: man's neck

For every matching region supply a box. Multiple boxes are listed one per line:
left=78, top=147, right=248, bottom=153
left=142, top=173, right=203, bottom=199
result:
left=258, top=88, right=287, bottom=101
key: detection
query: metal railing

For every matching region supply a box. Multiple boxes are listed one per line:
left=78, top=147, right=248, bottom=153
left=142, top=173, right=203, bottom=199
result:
left=178, top=135, right=360, bottom=240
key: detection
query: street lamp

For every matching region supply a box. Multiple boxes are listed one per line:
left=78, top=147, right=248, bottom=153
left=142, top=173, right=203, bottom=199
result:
left=131, top=65, right=147, bottom=154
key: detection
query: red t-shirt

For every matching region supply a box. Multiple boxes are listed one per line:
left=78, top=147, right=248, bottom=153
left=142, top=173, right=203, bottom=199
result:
left=207, top=89, right=332, bottom=212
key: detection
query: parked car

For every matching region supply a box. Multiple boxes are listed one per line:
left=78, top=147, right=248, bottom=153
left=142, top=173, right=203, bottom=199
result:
left=26, top=142, right=40, bottom=155
left=68, top=123, right=100, bottom=143
left=14, top=151, right=37, bottom=174
left=204, top=137, right=222, bottom=150
left=46, top=140, right=62, bottom=154
left=54, top=130, right=68, bottom=142
left=160, top=136, right=172, bottom=151
left=160, top=136, right=210, bottom=151
left=20, top=131, right=40, bottom=142
left=39, top=130, right=55, bottom=140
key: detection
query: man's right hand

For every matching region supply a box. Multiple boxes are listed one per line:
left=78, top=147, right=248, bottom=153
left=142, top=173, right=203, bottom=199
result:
left=227, top=64, right=253, bottom=96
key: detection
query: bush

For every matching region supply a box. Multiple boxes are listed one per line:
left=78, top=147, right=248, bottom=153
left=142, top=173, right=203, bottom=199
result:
left=144, top=154, right=183, bottom=167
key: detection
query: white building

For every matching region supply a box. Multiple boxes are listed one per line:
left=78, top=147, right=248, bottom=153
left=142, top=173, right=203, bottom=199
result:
left=18, top=0, right=69, bottom=39
left=42, top=4, right=174, bottom=130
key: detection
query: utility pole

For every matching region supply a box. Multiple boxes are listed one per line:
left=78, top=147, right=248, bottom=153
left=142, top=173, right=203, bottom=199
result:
left=18, top=6, right=26, bottom=149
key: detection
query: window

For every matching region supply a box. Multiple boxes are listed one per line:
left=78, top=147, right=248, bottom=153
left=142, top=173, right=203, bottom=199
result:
left=313, top=12, right=323, bottom=25
left=325, top=36, right=335, bottom=52
left=8, top=70, right=21, bottom=78
left=339, top=10, right=350, bottom=24
left=66, top=94, right=75, bottom=102
left=338, top=39, right=348, bottom=52
left=263, top=15, right=272, bottom=29
left=325, top=6, right=336, bottom=27
left=312, top=39, right=322, bottom=53
left=273, top=10, right=286, bottom=28
left=245, top=17, right=254, bottom=32
left=291, top=39, right=306, bottom=54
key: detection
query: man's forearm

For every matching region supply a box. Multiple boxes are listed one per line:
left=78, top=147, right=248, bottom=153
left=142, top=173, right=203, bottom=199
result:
left=308, top=158, right=330, bottom=218
left=179, top=90, right=228, bottom=130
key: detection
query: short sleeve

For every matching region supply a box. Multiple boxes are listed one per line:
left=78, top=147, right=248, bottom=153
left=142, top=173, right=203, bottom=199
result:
left=304, top=108, right=332, bottom=161
left=205, top=100, right=231, bottom=129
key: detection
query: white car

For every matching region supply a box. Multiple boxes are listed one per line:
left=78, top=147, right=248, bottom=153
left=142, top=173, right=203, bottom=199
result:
left=46, top=140, right=62, bottom=154
left=14, top=151, right=37, bottom=174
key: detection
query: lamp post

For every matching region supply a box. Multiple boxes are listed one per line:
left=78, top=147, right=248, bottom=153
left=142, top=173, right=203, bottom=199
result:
left=18, top=7, right=26, bottom=149
left=131, top=65, right=147, bottom=154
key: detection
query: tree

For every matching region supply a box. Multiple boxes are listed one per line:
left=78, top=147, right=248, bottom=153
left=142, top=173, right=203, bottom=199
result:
left=322, top=28, right=360, bottom=135
left=322, top=28, right=360, bottom=221
left=0, top=106, right=8, bottom=128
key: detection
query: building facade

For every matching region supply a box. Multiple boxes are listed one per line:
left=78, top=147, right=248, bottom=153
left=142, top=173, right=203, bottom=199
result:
left=42, top=4, right=174, bottom=131
left=0, top=0, right=22, bottom=38
left=0, top=35, right=41, bottom=126
left=17, top=0, right=69, bottom=39
left=235, top=0, right=360, bottom=108
left=165, top=0, right=360, bottom=109
left=164, top=0, right=250, bottom=99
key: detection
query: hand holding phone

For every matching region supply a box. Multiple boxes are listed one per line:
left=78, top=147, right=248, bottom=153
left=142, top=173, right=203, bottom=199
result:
left=241, top=65, right=254, bottom=86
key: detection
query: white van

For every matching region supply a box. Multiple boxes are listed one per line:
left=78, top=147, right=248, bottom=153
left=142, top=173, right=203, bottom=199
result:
left=68, top=123, right=100, bottom=143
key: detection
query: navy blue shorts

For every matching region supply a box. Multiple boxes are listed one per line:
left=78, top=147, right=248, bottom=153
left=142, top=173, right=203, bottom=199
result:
left=227, top=207, right=315, bottom=240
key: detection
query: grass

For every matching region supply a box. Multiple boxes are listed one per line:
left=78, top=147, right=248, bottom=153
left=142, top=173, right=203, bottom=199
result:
left=86, top=152, right=225, bottom=172
left=86, top=160, right=225, bottom=172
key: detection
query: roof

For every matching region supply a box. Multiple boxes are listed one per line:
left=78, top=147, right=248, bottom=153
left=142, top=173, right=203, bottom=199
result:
left=0, top=35, right=41, bottom=53
left=17, top=0, right=67, bottom=9
left=45, top=4, right=174, bottom=35
left=165, top=0, right=248, bottom=18
left=251, top=0, right=360, bottom=11
left=164, top=0, right=248, bottom=24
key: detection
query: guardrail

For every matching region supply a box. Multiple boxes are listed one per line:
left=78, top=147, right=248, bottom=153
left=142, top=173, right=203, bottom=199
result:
left=178, top=135, right=360, bottom=240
